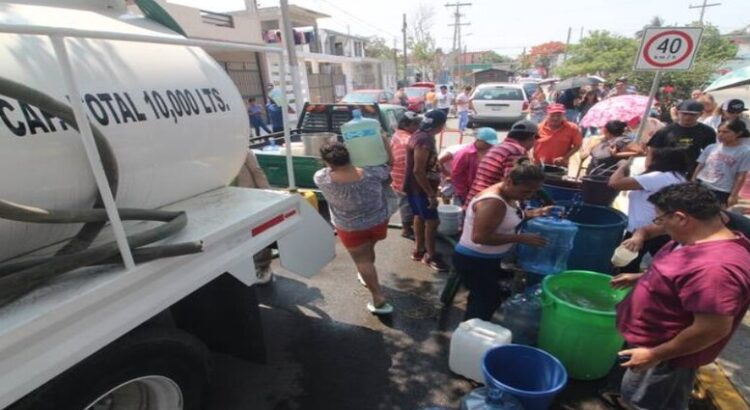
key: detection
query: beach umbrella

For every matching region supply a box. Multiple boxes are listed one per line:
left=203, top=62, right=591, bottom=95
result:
left=580, top=95, right=651, bottom=128
left=555, top=76, right=600, bottom=91
left=705, top=64, right=750, bottom=92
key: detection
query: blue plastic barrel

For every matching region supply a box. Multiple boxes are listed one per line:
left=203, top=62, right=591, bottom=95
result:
left=482, top=344, right=567, bottom=410
left=560, top=202, right=627, bottom=274
left=542, top=182, right=581, bottom=202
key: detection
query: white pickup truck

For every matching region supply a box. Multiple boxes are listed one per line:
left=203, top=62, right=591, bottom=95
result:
left=0, top=2, right=334, bottom=408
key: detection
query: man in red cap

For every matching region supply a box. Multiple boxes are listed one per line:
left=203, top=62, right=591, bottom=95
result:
left=533, top=103, right=583, bottom=166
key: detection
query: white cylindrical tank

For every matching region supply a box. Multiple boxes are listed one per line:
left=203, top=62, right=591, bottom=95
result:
left=0, top=2, right=250, bottom=261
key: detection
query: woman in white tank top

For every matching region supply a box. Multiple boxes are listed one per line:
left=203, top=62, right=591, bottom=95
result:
left=453, top=159, right=552, bottom=321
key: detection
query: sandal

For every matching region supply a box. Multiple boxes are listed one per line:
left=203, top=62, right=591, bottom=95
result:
left=366, top=301, right=394, bottom=315
left=411, top=249, right=426, bottom=261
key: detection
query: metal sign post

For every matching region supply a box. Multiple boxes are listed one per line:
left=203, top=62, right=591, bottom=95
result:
left=633, top=27, right=703, bottom=140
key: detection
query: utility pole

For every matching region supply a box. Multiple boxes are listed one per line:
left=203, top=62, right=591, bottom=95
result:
left=446, top=2, right=471, bottom=85
left=562, top=27, right=572, bottom=62
left=393, top=37, right=400, bottom=86
left=279, top=0, right=303, bottom=114
left=402, top=13, right=407, bottom=85
left=689, top=0, right=721, bottom=24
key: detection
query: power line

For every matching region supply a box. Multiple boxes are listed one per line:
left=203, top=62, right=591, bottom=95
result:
left=688, top=0, right=721, bottom=24
left=445, top=2, right=471, bottom=84
left=316, top=0, right=399, bottom=38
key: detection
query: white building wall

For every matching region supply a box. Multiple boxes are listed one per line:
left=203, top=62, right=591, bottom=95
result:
left=156, top=0, right=263, bottom=44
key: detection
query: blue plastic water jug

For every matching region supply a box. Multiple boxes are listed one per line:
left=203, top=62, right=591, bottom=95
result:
left=499, top=285, right=542, bottom=346
left=341, top=109, right=388, bottom=167
left=517, top=213, right=578, bottom=276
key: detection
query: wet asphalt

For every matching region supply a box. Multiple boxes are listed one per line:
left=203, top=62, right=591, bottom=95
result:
left=205, top=222, right=629, bottom=410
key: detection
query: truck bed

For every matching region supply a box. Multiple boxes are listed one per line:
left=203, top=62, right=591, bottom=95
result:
left=0, top=187, right=334, bottom=408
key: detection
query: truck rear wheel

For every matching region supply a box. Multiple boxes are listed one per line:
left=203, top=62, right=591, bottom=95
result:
left=10, top=326, right=212, bottom=410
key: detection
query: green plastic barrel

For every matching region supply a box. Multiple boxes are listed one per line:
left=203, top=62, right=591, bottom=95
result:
left=538, top=271, right=630, bottom=380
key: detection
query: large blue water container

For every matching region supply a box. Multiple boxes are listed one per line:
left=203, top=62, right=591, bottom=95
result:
left=341, top=109, right=388, bottom=167
left=517, top=215, right=578, bottom=276
left=561, top=202, right=627, bottom=274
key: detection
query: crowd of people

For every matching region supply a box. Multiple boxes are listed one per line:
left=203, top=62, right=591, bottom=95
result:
left=289, top=72, right=750, bottom=408
left=246, top=82, right=294, bottom=137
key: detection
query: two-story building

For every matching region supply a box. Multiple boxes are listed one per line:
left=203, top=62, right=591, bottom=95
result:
left=130, top=0, right=396, bottom=118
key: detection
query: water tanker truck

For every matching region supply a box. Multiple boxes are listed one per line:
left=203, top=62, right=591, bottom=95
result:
left=0, top=1, right=335, bottom=408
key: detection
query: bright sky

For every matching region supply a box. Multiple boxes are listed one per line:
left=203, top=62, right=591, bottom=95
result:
left=169, top=0, right=746, bottom=57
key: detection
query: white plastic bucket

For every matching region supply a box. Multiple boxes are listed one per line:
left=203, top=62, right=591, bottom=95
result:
left=438, top=204, right=463, bottom=236
left=449, top=319, right=512, bottom=382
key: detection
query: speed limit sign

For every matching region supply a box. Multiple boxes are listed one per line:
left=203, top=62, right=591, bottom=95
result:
left=634, top=27, right=703, bottom=71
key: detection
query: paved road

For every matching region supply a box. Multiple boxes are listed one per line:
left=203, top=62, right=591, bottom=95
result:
left=205, top=116, right=748, bottom=409
left=205, top=221, right=624, bottom=410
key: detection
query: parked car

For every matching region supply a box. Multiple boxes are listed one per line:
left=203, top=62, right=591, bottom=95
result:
left=411, top=81, right=436, bottom=90
left=404, top=87, right=429, bottom=112
left=518, top=80, right=539, bottom=101
left=469, top=83, right=529, bottom=126
left=341, top=89, right=395, bottom=104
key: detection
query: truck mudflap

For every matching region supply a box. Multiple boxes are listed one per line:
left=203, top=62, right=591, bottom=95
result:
left=277, top=200, right=336, bottom=277
left=225, top=192, right=334, bottom=284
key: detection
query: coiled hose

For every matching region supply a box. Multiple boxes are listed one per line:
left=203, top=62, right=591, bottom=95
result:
left=0, top=77, right=202, bottom=306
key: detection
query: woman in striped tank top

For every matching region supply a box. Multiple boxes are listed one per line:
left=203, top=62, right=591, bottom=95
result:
left=454, top=159, right=553, bottom=321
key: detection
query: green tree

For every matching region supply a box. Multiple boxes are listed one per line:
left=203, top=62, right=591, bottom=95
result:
left=635, top=16, right=664, bottom=38
left=408, top=3, right=438, bottom=80
left=555, top=31, right=638, bottom=79
left=365, top=36, right=396, bottom=59
left=479, top=51, right=512, bottom=64
left=556, top=24, right=737, bottom=99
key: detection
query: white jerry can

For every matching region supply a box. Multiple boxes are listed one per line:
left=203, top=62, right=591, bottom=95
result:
left=449, top=319, right=512, bottom=383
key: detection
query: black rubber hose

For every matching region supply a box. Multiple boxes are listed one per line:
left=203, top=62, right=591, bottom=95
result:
left=0, top=199, right=203, bottom=277
left=0, top=208, right=190, bottom=305
left=0, top=76, right=119, bottom=255
left=0, top=241, right=203, bottom=276
left=0, top=77, right=204, bottom=305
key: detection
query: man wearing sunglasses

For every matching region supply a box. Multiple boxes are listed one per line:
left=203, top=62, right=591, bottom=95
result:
left=611, top=182, right=750, bottom=409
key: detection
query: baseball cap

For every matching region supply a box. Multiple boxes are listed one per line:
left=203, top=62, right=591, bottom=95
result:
left=419, top=109, right=447, bottom=131
left=508, top=120, right=539, bottom=138
left=616, top=76, right=628, bottom=83
left=722, top=99, right=748, bottom=114
left=475, top=127, right=499, bottom=144
left=677, top=99, right=704, bottom=114
left=547, top=103, right=566, bottom=114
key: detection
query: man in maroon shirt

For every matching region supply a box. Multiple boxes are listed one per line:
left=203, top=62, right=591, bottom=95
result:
left=612, top=182, right=750, bottom=409
left=465, top=120, right=538, bottom=204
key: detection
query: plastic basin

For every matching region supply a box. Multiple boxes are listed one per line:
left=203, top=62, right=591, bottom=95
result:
left=482, top=344, right=567, bottom=410
left=538, top=271, right=629, bottom=380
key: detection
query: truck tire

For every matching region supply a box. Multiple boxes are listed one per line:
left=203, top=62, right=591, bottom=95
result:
left=10, top=326, right=212, bottom=410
